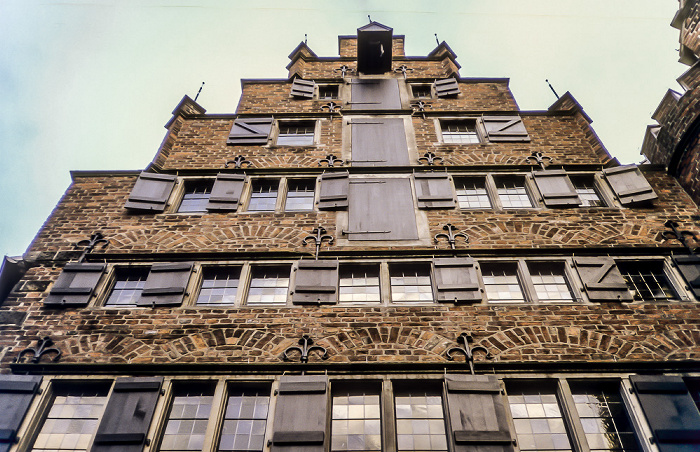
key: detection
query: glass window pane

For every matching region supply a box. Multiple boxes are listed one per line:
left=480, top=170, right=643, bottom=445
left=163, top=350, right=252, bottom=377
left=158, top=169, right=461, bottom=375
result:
left=482, top=263, right=525, bottom=303
left=507, top=386, right=572, bottom=452
left=528, top=262, right=575, bottom=303
left=332, top=390, right=382, bottom=452
left=277, top=122, right=315, bottom=146
left=455, top=177, right=491, bottom=209
left=246, top=266, right=290, bottom=306
left=495, top=177, right=532, bottom=208
left=339, top=265, right=381, bottom=304
left=178, top=180, right=215, bottom=213
left=197, top=267, right=241, bottom=306
left=390, top=265, right=433, bottom=303
left=248, top=180, right=279, bottom=212
left=285, top=179, right=316, bottom=212
left=441, top=120, right=480, bottom=144
left=162, top=385, right=216, bottom=452
left=395, top=390, right=447, bottom=452
left=105, top=267, right=150, bottom=307
left=218, top=388, right=270, bottom=452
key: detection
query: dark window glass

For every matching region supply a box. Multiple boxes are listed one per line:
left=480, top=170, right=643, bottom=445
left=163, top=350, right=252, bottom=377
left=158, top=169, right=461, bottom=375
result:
left=482, top=263, right=525, bottom=303
left=411, top=85, right=432, bottom=99
left=105, top=267, right=149, bottom=306
left=218, top=388, right=270, bottom=452
left=390, top=264, right=433, bottom=303
left=339, top=265, right=381, bottom=303
left=331, top=389, right=381, bottom=452
left=178, top=180, right=215, bottom=213
left=277, top=121, right=315, bottom=146
left=248, top=180, right=279, bottom=212
left=285, top=179, right=315, bottom=211
left=395, top=390, right=447, bottom=451
left=197, top=267, right=241, bottom=306
left=319, top=85, right=339, bottom=100
left=617, top=261, right=677, bottom=301
left=455, top=177, right=491, bottom=209
left=528, top=262, right=575, bottom=303
left=161, top=383, right=215, bottom=452
left=441, top=120, right=479, bottom=144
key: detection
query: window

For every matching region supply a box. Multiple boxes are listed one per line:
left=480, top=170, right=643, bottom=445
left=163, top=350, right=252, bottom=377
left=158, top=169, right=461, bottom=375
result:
left=454, top=177, right=491, bottom=209
left=31, top=382, right=109, bottom=452
left=178, top=180, right=214, bottom=213
left=494, top=176, right=533, bottom=208
left=196, top=267, right=241, bottom=306
left=528, top=262, right=575, bottom=303
left=571, top=176, right=604, bottom=207
left=104, top=267, right=149, bottom=307
left=339, top=265, right=381, bottom=303
left=246, top=266, right=290, bottom=306
left=284, top=179, right=316, bottom=211
left=482, top=263, right=525, bottom=303
left=247, top=180, right=279, bottom=212
left=276, top=121, right=315, bottom=146
left=390, top=265, right=433, bottom=302
left=219, top=387, right=270, bottom=452
left=319, top=85, right=339, bottom=100
left=617, top=261, right=677, bottom=301
left=394, top=390, right=447, bottom=452
left=507, top=385, right=572, bottom=452
left=411, top=84, right=432, bottom=99
left=331, top=388, right=382, bottom=452
left=440, top=120, right=479, bottom=144
left=160, top=383, right=215, bottom=452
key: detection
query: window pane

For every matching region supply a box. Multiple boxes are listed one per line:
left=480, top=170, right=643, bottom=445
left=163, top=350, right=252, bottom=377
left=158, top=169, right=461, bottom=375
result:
left=339, top=265, right=381, bottom=303
left=178, top=180, right=214, bottom=213
left=455, top=177, right=491, bottom=209
left=248, top=180, right=279, bottom=212
left=411, top=85, right=431, bottom=98
left=162, top=384, right=215, bottom=452
left=508, top=387, right=572, bottom=452
left=218, top=388, right=270, bottom=452
left=441, top=120, right=479, bottom=144
left=395, top=391, right=447, bottom=452
left=482, top=263, right=525, bottom=303
left=617, top=262, right=677, bottom=301
left=390, top=265, right=433, bottom=303
left=285, top=179, right=315, bottom=211
left=246, top=266, right=290, bottom=306
left=495, top=177, right=532, bottom=208
left=528, top=263, right=575, bottom=303
left=319, top=85, right=339, bottom=100
left=32, top=385, right=109, bottom=452
left=197, top=267, right=241, bottom=306
left=277, top=122, right=315, bottom=146
left=571, top=177, right=604, bottom=207
left=105, top=267, right=150, bottom=307
left=332, top=390, right=381, bottom=452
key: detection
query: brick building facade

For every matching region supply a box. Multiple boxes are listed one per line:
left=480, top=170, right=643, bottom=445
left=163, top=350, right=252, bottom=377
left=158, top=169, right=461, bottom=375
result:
left=1, top=21, right=700, bottom=452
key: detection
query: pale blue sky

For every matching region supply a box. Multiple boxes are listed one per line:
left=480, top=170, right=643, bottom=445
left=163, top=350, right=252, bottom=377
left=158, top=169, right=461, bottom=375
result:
left=0, top=0, right=686, bottom=257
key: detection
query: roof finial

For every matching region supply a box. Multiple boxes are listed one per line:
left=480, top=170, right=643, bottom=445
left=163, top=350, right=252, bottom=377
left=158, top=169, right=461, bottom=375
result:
left=304, top=33, right=307, bottom=44
left=368, top=15, right=371, bottom=23
left=435, top=33, right=440, bottom=45
left=546, top=79, right=560, bottom=100
left=194, top=81, right=205, bottom=102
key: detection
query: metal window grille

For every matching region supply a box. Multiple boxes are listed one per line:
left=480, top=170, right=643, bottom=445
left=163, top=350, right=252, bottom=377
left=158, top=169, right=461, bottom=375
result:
left=441, top=120, right=479, bottom=144
left=178, top=180, right=215, bottom=213
left=482, top=263, right=525, bottom=303
left=218, top=388, right=270, bottom=452
left=339, top=265, right=381, bottom=303
left=617, top=262, right=677, bottom=301
left=277, top=122, right=315, bottom=146
left=395, top=391, right=447, bottom=451
left=528, top=263, right=575, bottom=303
left=454, top=177, right=491, bottom=209
left=161, top=384, right=215, bottom=452
left=390, top=265, right=433, bottom=302
left=331, top=390, right=382, bottom=452
left=495, top=177, right=533, bottom=208
left=248, top=180, right=279, bottom=212
left=284, top=179, right=316, bottom=211
left=246, top=266, right=290, bottom=305
left=196, top=267, right=241, bottom=306
left=105, top=267, right=150, bottom=307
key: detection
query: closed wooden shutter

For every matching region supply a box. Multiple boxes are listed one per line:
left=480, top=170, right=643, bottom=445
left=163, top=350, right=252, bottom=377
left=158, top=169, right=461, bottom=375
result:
left=124, top=172, right=176, bottom=212
left=602, top=165, right=658, bottom=205
left=350, top=79, right=401, bottom=110
left=137, top=263, right=193, bottom=307
left=45, top=263, right=105, bottom=307
left=291, top=78, right=315, bottom=98
left=0, top=375, right=42, bottom=452
left=532, top=170, right=581, bottom=207
left=347, top=178, right=418, bottom=241
left=207, top=173, right=246, bottom=211
left=434, top=78, right=460, bottom=97
left=434, top=258, right=481, bottom=303
left=292, top=260, right=338, bottom=305
left=673, top=255, right=700, bottom=298
left=92, top=377, right=163, bottom=452
left=444, top=375, right=513, bottom=452
left=631, top=375, right=700, bottom=452
left=574, top=257, right=633, bottom=302
left=351, top=118, right=409, bottom=167
left=271, top=375, right=328, bottom=452
left=318, top=172, right=349, bottom=210
left=414, top=173, right=455, bottom=209
left=482, top=116, right=530, bottom=142
left=227, top=118, right=274, bottom=145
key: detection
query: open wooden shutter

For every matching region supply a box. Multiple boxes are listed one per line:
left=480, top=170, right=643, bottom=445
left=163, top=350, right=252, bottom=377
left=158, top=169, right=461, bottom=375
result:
left=318, top=172, right=349, bottom=210
left=207, top=173, right=246, bottom=211
left=347, top=178, right=418, bottom=241
left=673, top=255, right=700, bottom=298
left=227, top=118, right=273, bottom=145
left=434, top=258, right=482, bottom=303
left=445, top=375, right=513, bottom=452
left=602, top=165, right=658, bottom=205
left=271, top=375, right=328, bottom=452
left=482, top=116, right=530, bottom=142
left=45, top=263, right=105, bottom=307
left=137, top=263, right=193, bottom=307
left=92, top=377, right=162, bottom=452
left=434, top=78, right=460, bottom=97
left=574, top=257, right=633, bottom=302
left=124, top=172, right=176, bottom=212
left=631, top=375, right=700, bottom=452
left=350, top=79, right=401, bottom=110
left=291, top=79, right=315, bottom=98
left=0, top=375, right=42, bottom=452
left=532, top=170, right=581, bottom=207
left=414, top=173, right=455, bottom=209
left=292, top=260, right=338, bottom=305
left=351, top=118, right=409, bottom=167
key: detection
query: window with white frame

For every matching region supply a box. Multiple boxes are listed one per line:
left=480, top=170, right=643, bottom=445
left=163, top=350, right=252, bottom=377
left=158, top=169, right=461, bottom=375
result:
left=440, top=119, right=480, bottom=144
left=276, top=121, right=315, bottom=146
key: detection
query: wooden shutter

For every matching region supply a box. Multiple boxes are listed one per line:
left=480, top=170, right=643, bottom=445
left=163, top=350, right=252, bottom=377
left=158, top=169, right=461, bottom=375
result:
left=124, top=172, right=176, bottom=212
left=445, top=375, right=513, bottom=452
left=227, top=118, right=273, bottom=145
left=0, top=375, right=42, bottom=452
left=532, top=170, right=581, bottom=207
left=414, top=173, right=455, bottom=209
left=673, top=255, right=700, bottom=298
left=574, top=257, right=633, bottom=302
left=92, top=377, right=162, bottom=452
left=350, top=79, right=401, bottom=110
left=631, top=375, right=700, bottom=452
left=137, top=263, right=193, bottom=307
left=434, top=258, right=482, bottom=303
left=45, top=263, right=105, bottom=307
left=207, top=173, right=246, bottom=211
left=434, top=78, right=460, bottom=97
left=351, top=118, right=409, bottom=167
left=291, top=79, right=315, bottom=98
left=482, top=116, right=530, bottom=142
left=292, top=260, right=338, bottom=305
left=271, top=375, right=328, bottom=452
left=347, top=178, right=418, bottom=241
left=602, top=165, right=658, bottom=205
left=318, top=172, right=349, bottom=210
